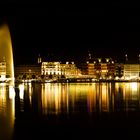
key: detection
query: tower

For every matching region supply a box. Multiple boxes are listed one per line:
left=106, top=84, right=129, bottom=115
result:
left=125, top=54, right=128, bottom=61
left=38, top=54, right=42, bottom=64
left=88, top=51, right=91, bottom=60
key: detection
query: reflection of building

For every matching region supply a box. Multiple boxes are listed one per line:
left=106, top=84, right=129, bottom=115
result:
left=0, top=84, right=15, bottom=139
left=41, top=83, right=69, bottom=114
left=115, top=82, right=140, bottom=111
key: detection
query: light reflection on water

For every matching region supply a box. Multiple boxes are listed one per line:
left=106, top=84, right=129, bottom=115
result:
left=17, top=82, right=140, bottom=115
left=1, top=82, right=140, bottom=139
left=0, top=83, right=15, bottom=140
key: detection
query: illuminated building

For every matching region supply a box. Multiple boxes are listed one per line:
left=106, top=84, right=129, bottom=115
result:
left=91, top=58, right=115, bottom=79
left=61, top=62, right=81, bottom=78
left=123, top=55, right=140, bottom=80
left=107, top=59, right=115, bottom=79
left=78, top=52, right=96, bottom=76
left=124, top=64, right=140, bottom=80
left=14, top=65, right=41, bottom=80
left=0, top=57, right=6, bottom=81
left=78, top=63, right=88, bottom=75
left=100, top=63, right=108, bottom=79
left=42, top=62, right=61, bottom=76
left=77, top=57, right=115, bottom=79
left=115, top=63, right=124, bottom=79
left=41, top=61, right=81, bottom=78
left=87, top=63, right=95, bottom=75
left=86, top=52, right=96, bottom=76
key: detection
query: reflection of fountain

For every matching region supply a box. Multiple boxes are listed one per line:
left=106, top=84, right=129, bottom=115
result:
left=0, top=83, right=15, bottom=140
left=0, top=24, right=14, bottom=85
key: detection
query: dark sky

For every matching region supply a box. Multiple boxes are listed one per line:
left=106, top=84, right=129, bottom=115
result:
left=0, top=4, right=140, bottom=64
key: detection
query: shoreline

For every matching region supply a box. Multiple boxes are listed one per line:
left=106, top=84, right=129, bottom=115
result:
left=14, top=79, right=140, bottom=84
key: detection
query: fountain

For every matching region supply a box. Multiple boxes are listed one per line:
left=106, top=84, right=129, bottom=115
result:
left=0, top=24, right=14, bottom=85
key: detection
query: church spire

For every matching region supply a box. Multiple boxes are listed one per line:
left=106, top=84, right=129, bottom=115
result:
left=38, top=54, right=42, bottom=64
left=88, top=51, right=91, bottom=60
left=125, top=54, right=128, bottom=61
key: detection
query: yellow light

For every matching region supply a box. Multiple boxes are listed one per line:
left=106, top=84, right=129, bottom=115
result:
left=106, top=58, right=109, bottom=63
left=131, top=82, right=137, bottom=91
left=101, top=84, right=109, bottom=112
left=9, top=85, right=15, bottom=127
left=9, top=86, right=15, bottom=99
left=19, top=84, right=24, bottom=99
left=0, top=83, right=6, bottom=100
left=0, top=25, right=15, bottom=85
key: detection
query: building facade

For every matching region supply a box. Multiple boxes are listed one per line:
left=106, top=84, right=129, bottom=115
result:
left=123, top=64, right=140, bottom=80
left=41, top=61, right=81, bottom=78
left=85, top=58, right=115, bottom=79
left=115, top=63, right=124, bottom=79
left=0, top=60, right=6, bottom=80
left=14, top=65, right=41, bottom=80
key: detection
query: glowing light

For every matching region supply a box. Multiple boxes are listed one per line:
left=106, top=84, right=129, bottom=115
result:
left=9, top=85, right=15, bottom=127
left=19, top=84, right=24, bottom=99
left=9, top=86, right=15, bottom=99
left=106, top=58, right=109, bottom=63
left=101, top=84, right=109, bottom=112
left=131, top=82, right=137, bottom=91
left=87, top=83, right=96, bottom=113
left=28, top=83, right=32, bottom=103
left=0, top=83, right=6, bottom=100
left=0, top=83, right=15, bottom=138
left=98, top=58, right=101, bottom=63
left=41, top=83, right=69, bottom=115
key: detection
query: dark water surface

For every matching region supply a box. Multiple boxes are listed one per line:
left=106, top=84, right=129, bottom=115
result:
left=1, top=82, right=140, bottom=139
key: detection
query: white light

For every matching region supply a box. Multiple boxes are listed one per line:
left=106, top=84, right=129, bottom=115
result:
left=9, top=86, right=15, bottom=99
left=19, top=84, right=24, bottom=99
left=131, top=82, right=137, bottom=91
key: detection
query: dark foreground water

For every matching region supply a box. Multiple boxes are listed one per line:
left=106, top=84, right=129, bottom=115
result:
left=1, top=82, right=140, bottom=139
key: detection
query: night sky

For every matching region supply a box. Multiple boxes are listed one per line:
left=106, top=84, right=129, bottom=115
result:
left=0, top=4, right=140, bottom=65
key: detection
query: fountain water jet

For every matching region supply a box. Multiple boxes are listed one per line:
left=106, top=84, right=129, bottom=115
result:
left=0, top=24, right=14, bottom=85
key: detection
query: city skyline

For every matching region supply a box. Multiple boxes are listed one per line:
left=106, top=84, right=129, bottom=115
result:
left=1, top=5, right=140, bottom=140
left=0, top=6, right=140, bottom=64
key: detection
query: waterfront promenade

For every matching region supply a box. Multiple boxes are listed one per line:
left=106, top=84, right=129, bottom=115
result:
left=14, top=77, right=140, bottom=83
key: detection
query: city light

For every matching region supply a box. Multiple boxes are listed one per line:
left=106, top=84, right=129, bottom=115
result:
left=19, top=84, right=24, bottom=99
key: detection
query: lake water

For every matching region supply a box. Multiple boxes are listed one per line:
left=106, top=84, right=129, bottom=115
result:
left=1, top=82, right=140, bottom=139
